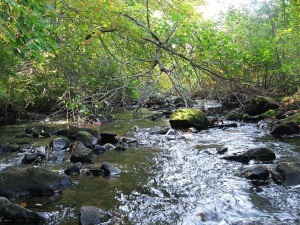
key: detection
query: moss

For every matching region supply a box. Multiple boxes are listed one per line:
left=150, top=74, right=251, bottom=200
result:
left=242, top=113, right=251, bottom=120
left=246, top=96, right=279, bottom=115
left=169, top=108, right=210, bottom=130
left=226, top=113, right=241, bottom=121
left=170, top=108, right=206, bottom=122
left=281, top=112, right=300, bottom=124
left=260, top=109, right=280, bottom=119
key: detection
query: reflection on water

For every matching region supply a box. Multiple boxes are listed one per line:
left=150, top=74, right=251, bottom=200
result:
left=0, top=116, right=300, bottom=224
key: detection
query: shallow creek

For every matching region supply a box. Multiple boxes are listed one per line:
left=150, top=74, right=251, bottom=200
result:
left=0, top=109, right=300, bottom=225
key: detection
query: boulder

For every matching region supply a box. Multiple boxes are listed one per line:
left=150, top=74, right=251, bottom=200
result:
left=0, top=203, right=45, bottom=224
left=276, top=162, right=300, bottom=186
left=169, top=108, right=210, bottom=131
left=73, top=131, right=98, bottom=148
left=0, top=166, right=72, bottom=198
left=79, top=206, right=112, bottom=225
left=270, top=124, right=298, bottom=136
left=22, top=153, right=46, bottom=164
left=49, top=138, right=71, bottom=151
left=70, top=141, right=93, bottom=163
left=0, top=197, right=11, bottom=211
left=245, top=96, right=279, bottom=116
left=64, top=162, right=82, bottom=175
left=92, top=146, right=106, bottom=155
left=222, top=154, right=250, bottom=164
left=66, top=127, right=101, bottom=141
left=244, top=147, right=276, bottom=161
left=99, top=133, right=119, bottom=145
left=101, top=162, right=121, bottom=176
left=25, top=125, right=58, bottom=137
left=238, top=165, right=270, bottom=180
left=0, top=144, right=20, bottom=155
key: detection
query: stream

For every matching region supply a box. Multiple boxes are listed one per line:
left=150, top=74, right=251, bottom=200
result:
left=0, top=107, right=300, bottom=225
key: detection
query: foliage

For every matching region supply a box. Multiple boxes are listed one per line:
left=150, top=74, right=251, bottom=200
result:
left=0, top=0, right=299, bottom=123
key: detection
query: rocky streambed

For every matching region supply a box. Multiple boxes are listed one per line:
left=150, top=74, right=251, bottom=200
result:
left=0, top=96, right=299, bottom=224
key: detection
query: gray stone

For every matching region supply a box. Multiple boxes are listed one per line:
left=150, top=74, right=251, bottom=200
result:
left=79, top=206, right=112, bottom=225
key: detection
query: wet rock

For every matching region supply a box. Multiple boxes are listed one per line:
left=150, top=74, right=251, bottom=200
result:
left=49, top=138, right=71, bottom=151
left=0, top=144, right=20, bottom=154
left=102, top=143, right=117, bottom=150
left=270, top=124, right=298, bottom=136
left=149, top=127, right=170, bottom=135
left=226, top=112, right=242, bottom=121
left=22, top=153, right=46, bottom=164
left=222, top=154, right=250, bottom=164
left=99, top=133, right=119, bottom=145
left=92, top=145, right=106, bottom=155
left=148, top=113, right=164, bottom=121
left=120, top=137, right=138, bottom=147
left=101, top=162, right=121, bottom=176
left=70, top=141, right=93, bottom=163
left=87, top=169, right=105, bottom=176
left=64, top=162, right=82, bottom=175
left=217, top=148, right=228, bottom=155
left=169, top=108, right=210, bottom=131
left=79, top=206, right=112, bottom=225
left=245, top=96, right=279, bottom=116
left=286, top=121, right=300, bottom=133
left=239, top=165, right=270, bottom=180
left=64, top=127, right=101, bottom=141
left=166, top=128, right=177, bottom=135
left=72, top=131, right=98, bottom=148
left=276, top=162, right=300, bottom=186
left=244, top=147, right=276, bottom=161
left=25, top=125, right=57, bottom=137
left=0, top=166, right=72, bottom=198
left=269, top=169, right=283, bottom=185
left=0, top=197, right=11, bottom=211
left=0, top=203, right=45, bottom=224
left=115, top=145, right=127, bottom=151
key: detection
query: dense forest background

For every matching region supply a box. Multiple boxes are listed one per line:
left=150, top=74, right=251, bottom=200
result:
left=0, top=0, right=299, bottom=123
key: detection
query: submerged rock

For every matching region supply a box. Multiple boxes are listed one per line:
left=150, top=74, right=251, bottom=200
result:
left=245, top=96, right=279, bottom=116
left=101, top=162, right=121, bottom=176
left=79, top=206, right=112, bottom=225
left=0, top=166, right=72, bottom=198
left=169, top=108, right=210, bottom=131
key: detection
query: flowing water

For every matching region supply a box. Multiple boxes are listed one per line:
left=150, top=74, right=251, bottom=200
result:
left=0, top=108, right=300, bottom=225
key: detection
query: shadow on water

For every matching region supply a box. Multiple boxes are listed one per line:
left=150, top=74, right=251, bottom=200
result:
left=0, top=109, right=300, bottom=224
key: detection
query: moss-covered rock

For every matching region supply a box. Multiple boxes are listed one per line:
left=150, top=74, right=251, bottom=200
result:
left=281, top=112, right=300, bottom=124
left=226, top=112, right=241, bottom=121
left=260, top=109, right=281, bottom=119
left=73, top=131, right=98, bottom=148
left=242, top=113, right=251, bottom=121
left=169, top=108, right=210, bottom=131
left=245, top=96, right=279, bottom=116
left=270, top=124, right=298, bottom=136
